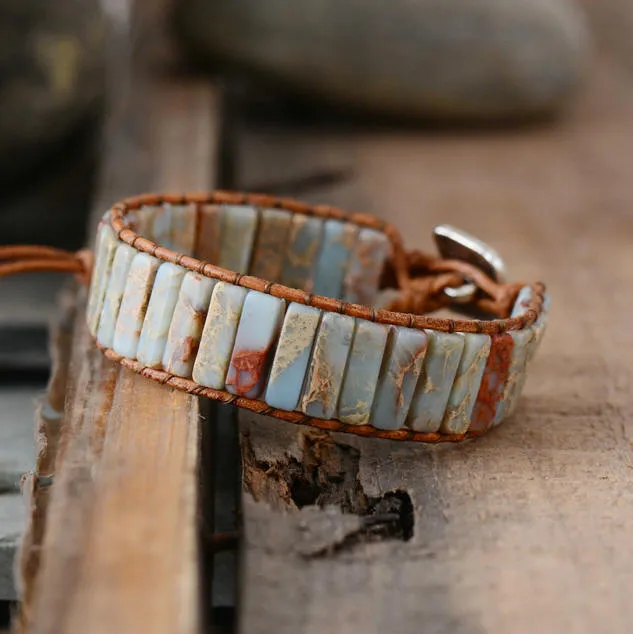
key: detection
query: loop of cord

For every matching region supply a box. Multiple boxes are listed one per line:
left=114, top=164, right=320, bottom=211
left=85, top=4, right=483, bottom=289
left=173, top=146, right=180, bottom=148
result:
left=0, top=245, right=92, bottom=286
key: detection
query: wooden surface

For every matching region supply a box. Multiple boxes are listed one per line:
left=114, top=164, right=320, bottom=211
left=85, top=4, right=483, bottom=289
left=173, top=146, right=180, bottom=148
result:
left=19, top=0, right=219, bottom=632
left=235, top=24, right=633, bottom=634
left=14, top=1, right=633, bottom=632
left=15, top=289, right=75, bottom=609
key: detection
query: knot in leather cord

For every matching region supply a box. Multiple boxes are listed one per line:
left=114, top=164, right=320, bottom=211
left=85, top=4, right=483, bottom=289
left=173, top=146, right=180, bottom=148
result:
left=0, top=245, right=92, bottom=286
left=386, top=248, right=524, bottom=318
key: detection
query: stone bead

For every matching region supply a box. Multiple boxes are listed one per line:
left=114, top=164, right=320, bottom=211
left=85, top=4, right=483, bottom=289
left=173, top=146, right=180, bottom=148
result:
left=195, top=204, right=222, bottom=263
left=112, top=253, right=159, bottom=359
left=281, top=215, right=323, bottom=291
left=301, top=313, right=355, bottom=419
left=371, top=327, right=428, bottom=430
left=441, top=333, right=491, bottom=435
left=343, top=228, right=390, bottom=306
left=491, top=328, right=533, bottom=426
left=137, top=263, right=186, bottom=368
left=506, top=294, right=551, bottom=417
left=162, top=273, right=217, bottom=377
left=126, top=205, right=154, bottom=237
left=469, top=333, right=514, bottom=433
left=218, top=205, right=258, bottom=272
left=407, top=331, right=465, bottom=433
left=312, top=220, right=358, bottom=299
left=487, top=285, right=537, bottom=422
left=526, top=294, right=551, bottom=363
left=169, top=203, right=197, bottom=255
left=265, top=303, right=322, bottom=411
left=337, top=320, right=389, bottom=425
left=192, top=282, right=249, bottom=389
left=96, top=243, right=136, bottom=349
left=87, top=219, right=117, bottom=336
left=226, top=292, right=286, bottom=398
left=511, top=285, right=533, bottom=318
left=149, top=203, right=197, bottom=255
left=249, top=209, right=293, bottom=281
left=150, top=204, right=172, bottom=248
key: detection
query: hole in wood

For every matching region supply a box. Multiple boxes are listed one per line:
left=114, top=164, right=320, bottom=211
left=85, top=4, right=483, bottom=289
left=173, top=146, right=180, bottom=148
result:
left=0, top=602, right=14, bottom=629
left=211, top=605, right=236, bottom=634
left=241, top=431, right=414, bottom=543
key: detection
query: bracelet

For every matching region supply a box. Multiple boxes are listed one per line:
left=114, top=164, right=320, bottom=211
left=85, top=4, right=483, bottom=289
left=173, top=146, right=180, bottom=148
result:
left=2, top=190, right=549, bottom=442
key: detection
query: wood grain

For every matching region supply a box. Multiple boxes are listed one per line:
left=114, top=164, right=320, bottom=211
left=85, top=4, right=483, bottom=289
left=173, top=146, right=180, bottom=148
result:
left=235, top=22, right=633, bottom=634
left=21, top=0, right=219, bottom=631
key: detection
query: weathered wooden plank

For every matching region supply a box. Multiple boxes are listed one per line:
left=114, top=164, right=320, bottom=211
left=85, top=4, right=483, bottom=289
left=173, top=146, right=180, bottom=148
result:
left=61, top=357, right=200, bottom=634
left=21, top=0, right=219, bottom=632
left=14, top=288, right=76, bottom=609
left=0, top=284, right=75, bottom=603
left=235, top=25, right=633, bottom=634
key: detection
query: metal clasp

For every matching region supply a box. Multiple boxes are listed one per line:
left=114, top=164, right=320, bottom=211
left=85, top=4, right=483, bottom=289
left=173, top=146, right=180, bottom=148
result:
left=433, top=225, right=506, bottom=305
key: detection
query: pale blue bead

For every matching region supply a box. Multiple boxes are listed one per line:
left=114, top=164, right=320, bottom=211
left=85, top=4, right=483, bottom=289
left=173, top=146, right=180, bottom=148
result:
left=312, top=220, right=358, bottom=299
left=511, top=286, right=533, bottom=317
left=193, top=282, right=248, bottom=389
left=265, top=303, right=322, bottom=411
left=407, top=331, right=465, bottom=433
left=112, top=252, right=159, bottom=359
left=301, top=313, right=355, bottom=419
left=506, top=294, right=551, bottom=418
left=169, top=204, right=196, bottom=255
left=526, top=294, right=551, bottom=363
left=371, top=327, right=428, bottom=430
left=147, top=203, right=196, bottom=254
left=136, top=262, right=186, bottom=368
left=225, top=292, right=286, bottom=398
left=126, top=205, right=153, bottom=236
left=249, top=208, right=293, bottom=281
left=337, top=321, right=389, bottom=425
left=162, top=273, right=217, bottom=377
left=491, top=328, right=532, bottom=426
left=87, top=219, right=117, bottom=336
left=150, top=204, right=172, bottom=247
left=97, top=243, right=136, bottom=349
left=218, top=205, right=258, bottom=272
left=441, top=334, right=491, bottom=434
left=281, top=215, right=323, bottom=290
left=343, top=228, right=390, bottom=306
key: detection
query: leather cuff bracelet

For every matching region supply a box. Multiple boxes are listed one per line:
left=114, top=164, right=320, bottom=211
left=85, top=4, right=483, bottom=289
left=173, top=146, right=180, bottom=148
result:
left=3, top=191, right=549, bottom=442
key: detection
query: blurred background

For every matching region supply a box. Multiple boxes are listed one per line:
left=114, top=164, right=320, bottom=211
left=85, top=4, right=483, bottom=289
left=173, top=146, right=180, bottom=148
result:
left=0, top=0, right=592, bottom=247
left=0, top=0, right=598, bottom=629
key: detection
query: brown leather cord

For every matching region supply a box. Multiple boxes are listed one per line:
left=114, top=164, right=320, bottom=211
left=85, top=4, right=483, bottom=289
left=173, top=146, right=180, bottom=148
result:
left=385, top=248, right=525, bottom=318
left=0, top=245, right=93, bottom=286
left=110, top=190, right=546, bottom=333
left=0, top=245, right=80, bottom=261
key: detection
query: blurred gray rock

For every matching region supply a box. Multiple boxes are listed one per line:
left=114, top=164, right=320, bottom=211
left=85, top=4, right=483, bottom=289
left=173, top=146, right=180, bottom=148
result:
left=0, top=0, right=106, bottom=185
left=175, top=0, right=590, bottom=121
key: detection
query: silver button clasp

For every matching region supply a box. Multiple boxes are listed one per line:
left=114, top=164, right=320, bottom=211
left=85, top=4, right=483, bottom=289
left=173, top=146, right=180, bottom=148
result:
left=433, top=225, right=506, bottom=305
